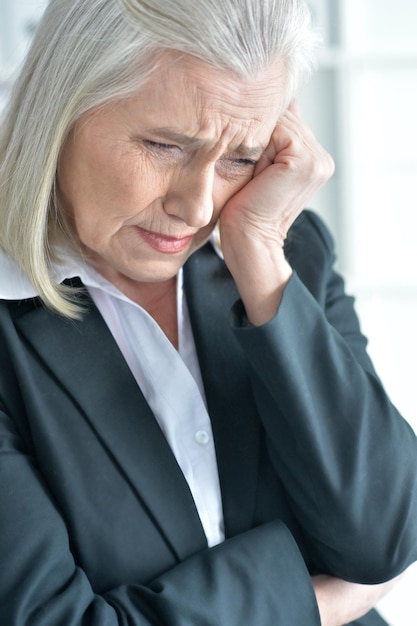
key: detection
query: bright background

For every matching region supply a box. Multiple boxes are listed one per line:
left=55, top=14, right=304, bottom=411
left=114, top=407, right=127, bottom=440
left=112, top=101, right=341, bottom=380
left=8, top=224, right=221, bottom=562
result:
left=1, top=1, right=416, bottom=623
left=301, top=2, right=417, bottom=623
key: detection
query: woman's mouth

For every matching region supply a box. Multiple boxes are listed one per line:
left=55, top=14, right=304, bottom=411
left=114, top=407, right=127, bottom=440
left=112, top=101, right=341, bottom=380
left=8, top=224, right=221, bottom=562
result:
left=135, top=226, right=193, bottom=254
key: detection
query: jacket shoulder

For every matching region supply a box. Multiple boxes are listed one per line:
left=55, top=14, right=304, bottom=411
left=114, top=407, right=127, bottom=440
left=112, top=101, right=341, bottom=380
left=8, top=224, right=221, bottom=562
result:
left=284, top=210, right=336, bottom=299
left=285, top=209, right=334, bottom=261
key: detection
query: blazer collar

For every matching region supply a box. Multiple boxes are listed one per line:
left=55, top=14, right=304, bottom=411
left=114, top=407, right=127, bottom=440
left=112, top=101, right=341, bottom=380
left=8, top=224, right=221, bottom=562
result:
left=12, top=289, right=207, bottom=562
left=13, top=243, right=261, bottom=549
left=184, top=245, right=261, bottom=538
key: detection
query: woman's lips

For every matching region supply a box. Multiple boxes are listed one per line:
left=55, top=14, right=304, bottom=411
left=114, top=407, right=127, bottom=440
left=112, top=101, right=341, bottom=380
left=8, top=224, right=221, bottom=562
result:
left=135, top=226, right=193, bottom=254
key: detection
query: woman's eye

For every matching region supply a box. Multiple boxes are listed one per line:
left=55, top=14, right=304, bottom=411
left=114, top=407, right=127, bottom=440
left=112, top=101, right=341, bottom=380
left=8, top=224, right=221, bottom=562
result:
left=218, top=155, right=257, bottom=171
left=233, top=158, right=257, bottom=167
left=143, top=139, right=179, bottom=151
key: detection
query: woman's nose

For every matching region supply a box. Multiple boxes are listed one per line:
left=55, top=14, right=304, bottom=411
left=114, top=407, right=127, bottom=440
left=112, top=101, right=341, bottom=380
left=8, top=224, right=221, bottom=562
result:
left=163, top=164, right=214, bottom=227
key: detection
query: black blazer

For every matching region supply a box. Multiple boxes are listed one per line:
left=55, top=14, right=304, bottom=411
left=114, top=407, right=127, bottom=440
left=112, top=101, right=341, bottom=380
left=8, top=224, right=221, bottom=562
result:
left=0, top=210, right=416, bottom=625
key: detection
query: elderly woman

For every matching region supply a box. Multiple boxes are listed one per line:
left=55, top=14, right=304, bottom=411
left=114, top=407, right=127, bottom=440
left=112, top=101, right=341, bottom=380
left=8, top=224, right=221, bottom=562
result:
left=0, top=0, right=416, bottom=624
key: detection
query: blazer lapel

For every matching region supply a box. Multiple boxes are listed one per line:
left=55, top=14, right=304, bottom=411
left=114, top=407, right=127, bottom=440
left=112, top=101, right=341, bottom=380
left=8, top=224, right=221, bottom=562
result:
left=13, top=294, right=207, bottom=561
left=184, top=244, right=262, bottom=538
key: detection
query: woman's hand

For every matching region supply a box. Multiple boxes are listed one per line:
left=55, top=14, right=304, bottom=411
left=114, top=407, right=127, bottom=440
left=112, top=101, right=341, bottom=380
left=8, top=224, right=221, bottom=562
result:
left=312, top=572, right=407, bottom=626
left=219, top=101, right=334, bottom=325
left=221, top=100, right=334, bottom=247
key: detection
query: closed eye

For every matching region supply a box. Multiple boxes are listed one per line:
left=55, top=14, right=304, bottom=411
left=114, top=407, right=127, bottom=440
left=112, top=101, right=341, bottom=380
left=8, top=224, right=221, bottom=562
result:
left=233, top=157, right=257, bottom=166
left=143, top=139, right=180, bottom=151
left=218, top=154, right=257, bottom=170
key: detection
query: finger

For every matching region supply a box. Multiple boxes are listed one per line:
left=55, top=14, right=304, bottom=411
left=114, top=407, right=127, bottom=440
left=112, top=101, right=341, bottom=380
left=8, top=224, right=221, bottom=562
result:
left=255, top=105, right=335, bottom=180
left=278, top=108, right=318, bottom=146
left=253, top=123, right=292, bottom=175
left=253, top=107, right=306, bottom=174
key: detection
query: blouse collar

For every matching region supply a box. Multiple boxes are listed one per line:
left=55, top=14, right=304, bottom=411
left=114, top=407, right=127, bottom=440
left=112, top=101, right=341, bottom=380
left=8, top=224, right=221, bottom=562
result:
left=0, top=232, right=223, bottom=301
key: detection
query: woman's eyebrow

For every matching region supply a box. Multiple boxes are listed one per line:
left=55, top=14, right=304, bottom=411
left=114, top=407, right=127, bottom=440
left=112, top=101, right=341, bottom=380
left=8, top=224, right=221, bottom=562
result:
left=145, top=127, right=264, bottom=157
left=228, top=144, right=265, bottom=159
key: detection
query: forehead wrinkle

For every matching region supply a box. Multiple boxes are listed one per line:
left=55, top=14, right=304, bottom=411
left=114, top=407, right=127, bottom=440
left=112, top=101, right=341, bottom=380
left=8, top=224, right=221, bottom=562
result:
left=182, top=68, right=275, bottom=131
left=186, top=80, right=281, bottom=158
left=146, top=117, right=266, bottom=159
left=176, top=54, right=283, bottom=109
left=197, top=115, right=257, bottom=161
left=133, top=56, right=285, bottom=159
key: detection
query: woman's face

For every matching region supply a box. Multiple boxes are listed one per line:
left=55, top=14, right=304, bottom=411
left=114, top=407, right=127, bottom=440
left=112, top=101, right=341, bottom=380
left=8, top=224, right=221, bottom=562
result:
left=58, top=53, right=286, bottom=289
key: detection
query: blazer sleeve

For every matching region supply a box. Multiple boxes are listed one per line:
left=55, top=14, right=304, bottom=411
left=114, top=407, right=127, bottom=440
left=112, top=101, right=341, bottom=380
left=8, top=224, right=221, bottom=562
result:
left=0, top=292, right=320, bottom=626
left=0, top=400, right=319, bottom=625
left=231, top=211, right=417, bottom=584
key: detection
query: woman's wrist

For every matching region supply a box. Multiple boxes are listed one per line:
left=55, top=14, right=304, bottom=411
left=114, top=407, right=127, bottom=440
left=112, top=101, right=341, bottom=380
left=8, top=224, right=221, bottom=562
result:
left=312, top=573, right=404, bottom=626
left=221, top=233, right=292, bottom=325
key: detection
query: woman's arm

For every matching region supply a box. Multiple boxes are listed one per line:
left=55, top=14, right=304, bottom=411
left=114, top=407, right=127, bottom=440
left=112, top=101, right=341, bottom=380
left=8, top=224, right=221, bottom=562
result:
left=0, top=390, right=320, bottom=626
left=217, top=100, right=417, bottom=583
left=232, top=256, right=417, bottom=582
left=313, top=573, right=406, bottom=626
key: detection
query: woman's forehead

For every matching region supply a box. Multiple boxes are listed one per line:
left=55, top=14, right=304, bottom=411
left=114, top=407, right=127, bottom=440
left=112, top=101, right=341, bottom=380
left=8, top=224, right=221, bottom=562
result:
left=75, top=52, right=287, bottom=155
left=139, top=51, right=287, bottom=108
left=120, top=52, right=287, bottom=135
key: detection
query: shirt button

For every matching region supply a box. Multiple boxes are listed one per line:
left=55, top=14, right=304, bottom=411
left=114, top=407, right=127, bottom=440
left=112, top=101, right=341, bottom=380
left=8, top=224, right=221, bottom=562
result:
left=195, top=430, right=210, bottom=446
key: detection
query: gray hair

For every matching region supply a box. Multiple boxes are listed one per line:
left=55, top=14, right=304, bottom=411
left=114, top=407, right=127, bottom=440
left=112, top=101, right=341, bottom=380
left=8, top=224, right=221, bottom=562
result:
left=0, top=0, right=318, bottom=317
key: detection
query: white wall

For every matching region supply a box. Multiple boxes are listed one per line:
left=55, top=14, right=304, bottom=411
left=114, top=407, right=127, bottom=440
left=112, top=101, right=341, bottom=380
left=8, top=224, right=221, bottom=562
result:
left=301, top=4, right=417, bottom=620
left=301, top=0, right=417, bottom=437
